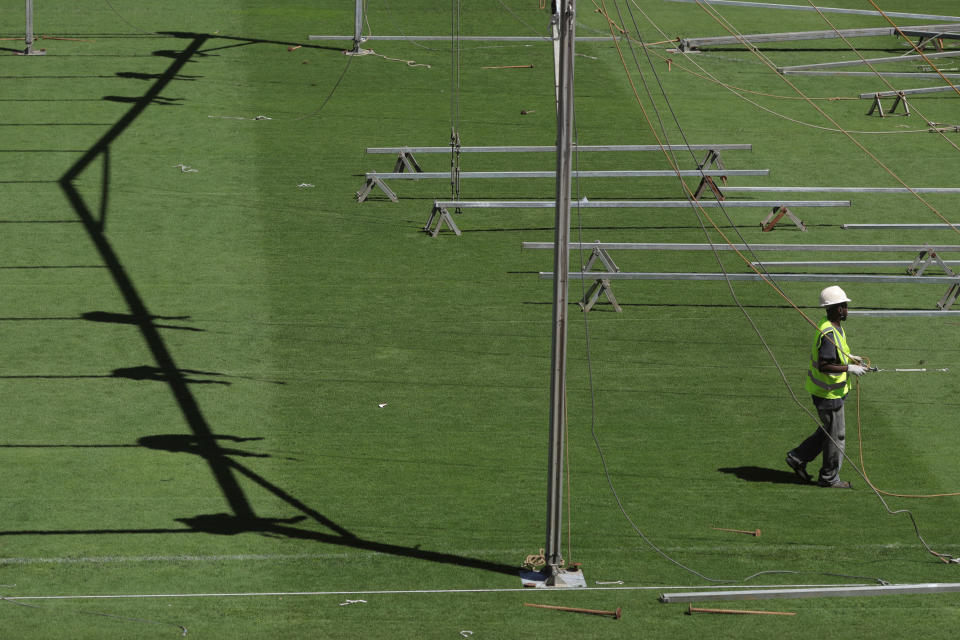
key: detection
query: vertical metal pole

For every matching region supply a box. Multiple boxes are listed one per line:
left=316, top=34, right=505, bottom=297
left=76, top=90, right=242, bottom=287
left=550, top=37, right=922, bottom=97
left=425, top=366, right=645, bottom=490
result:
left=545, top=0, right=575, bottom=585
left=550, top=0, right=561, bottom=115
left=353, top=0, right=364, bottom=52
left=25, top=0, right=35, bottom=55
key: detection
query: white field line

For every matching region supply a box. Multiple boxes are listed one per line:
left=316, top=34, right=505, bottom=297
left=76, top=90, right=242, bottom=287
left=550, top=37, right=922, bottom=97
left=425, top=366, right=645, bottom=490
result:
left=3, top=584, right=880, bottom=601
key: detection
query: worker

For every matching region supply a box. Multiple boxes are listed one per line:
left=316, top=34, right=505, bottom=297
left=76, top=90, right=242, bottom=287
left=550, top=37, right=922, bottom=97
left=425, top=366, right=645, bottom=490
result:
left=786, top=286, right=869, bottom=489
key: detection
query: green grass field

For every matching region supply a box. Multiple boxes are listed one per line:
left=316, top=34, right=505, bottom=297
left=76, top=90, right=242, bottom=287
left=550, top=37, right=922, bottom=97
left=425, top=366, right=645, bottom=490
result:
left=3, top=0, right=960, bottom=637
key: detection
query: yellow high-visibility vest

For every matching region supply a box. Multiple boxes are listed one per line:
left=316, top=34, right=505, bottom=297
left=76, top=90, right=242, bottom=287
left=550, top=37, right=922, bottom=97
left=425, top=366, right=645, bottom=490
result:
left=804, top=316, right=851, bottom=400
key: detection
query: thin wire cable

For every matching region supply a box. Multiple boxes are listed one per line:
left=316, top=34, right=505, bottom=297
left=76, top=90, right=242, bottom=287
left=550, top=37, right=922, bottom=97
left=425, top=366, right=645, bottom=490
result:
left=802, top=1, right=960, bottom=155
left=692, top=0, right=960, bottom=237
left=866, top=0, right=960, bottom=98
left=291, top=53, right=354, bottom=121
left=588, top=0, right=957, bottom=569
left=606, top=0, right=941, bottom=135
left=622, top=0, right=957, bottom=562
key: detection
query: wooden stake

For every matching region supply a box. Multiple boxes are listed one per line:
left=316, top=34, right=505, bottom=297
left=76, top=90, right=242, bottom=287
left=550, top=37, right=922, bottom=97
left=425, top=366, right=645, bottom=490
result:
left=688, top=605, right=795, bottom=616
left=711, top=526, right=761, bottom=537
left=524, top=603, right=622, bottom=619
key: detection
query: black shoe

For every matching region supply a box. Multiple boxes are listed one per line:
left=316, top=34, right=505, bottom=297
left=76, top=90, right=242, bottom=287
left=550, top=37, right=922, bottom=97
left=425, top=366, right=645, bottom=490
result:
left=817, top=480, right=852, bottom=489
left=786, top=454, right=811, bottom=483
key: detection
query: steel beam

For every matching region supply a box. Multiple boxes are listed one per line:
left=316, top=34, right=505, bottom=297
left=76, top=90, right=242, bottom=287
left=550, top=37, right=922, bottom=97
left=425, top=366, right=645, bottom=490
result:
left=659, top=583, right=960, bottom=604
left=860, top=86, right=960, bottom=98
left=679, top=24, right=960, bottom=50
left=308, top=34, right=615, bottom=42
left=751, top=260, right=960, bottom=267
left=724, top=186, right=960, bottom=193
left=785, top=71, right=960, bottom=79
left=780, top=50, right=960, bottom=73
left=367, top=170, right=768, bottom=179
left=539, top=272, right=960, bottom=284
left=844, top=223, right=960, bottom=229
left=522, top=242, right=960, bottom=252
left=366, top=144, right=753, bottom=153
left=664, top=1, right=960, bottom=22
left=850, top=310, right=960, bottom=316
left=437, top=199, right=847, bottom=208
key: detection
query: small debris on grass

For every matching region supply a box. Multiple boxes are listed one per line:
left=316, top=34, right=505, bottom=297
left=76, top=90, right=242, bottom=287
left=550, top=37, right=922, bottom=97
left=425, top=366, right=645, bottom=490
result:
left=378, top=402, right=388, bottom=408
left=297, top=183, right=315, bottom=188
left=595, top=580, right=624, bottom=585
left=288, top=45, right=302, bottom=52
left=339, top=599, right=367, bottom=606
left=520, top=109, right=536, bottom=115
left=460, top=632, right=473, bottom=638
left=173, top=163, right=198, bottom=173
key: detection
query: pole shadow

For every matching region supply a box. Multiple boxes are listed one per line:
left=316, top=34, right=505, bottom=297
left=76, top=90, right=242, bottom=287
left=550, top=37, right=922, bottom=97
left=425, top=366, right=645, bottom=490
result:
left=47, top=33, right=516, bottom=578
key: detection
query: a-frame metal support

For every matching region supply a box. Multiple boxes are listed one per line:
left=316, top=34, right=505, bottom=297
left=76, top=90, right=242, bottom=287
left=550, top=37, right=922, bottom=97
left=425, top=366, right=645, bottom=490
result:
left=761, top=205, right=806, bottom=232
left=867, top=91, right=910, bottom=117
left=577, top=246, right=622, bottom=312
left=424, top=202, right=460, bottom=237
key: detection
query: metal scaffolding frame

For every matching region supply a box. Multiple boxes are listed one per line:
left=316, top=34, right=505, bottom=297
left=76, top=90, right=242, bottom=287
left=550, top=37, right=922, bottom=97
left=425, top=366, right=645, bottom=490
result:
left=678, top=23, right=960, bottom=51
left=526, top=242, right=960, bottom=310
left=425, top=199, right=849, bottom=236
left=357, top=169, right=770, bottom=202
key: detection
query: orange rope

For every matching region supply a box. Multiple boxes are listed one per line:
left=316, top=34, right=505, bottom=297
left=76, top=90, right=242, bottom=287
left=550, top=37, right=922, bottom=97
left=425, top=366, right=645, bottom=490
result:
left=692, top=0, right=960, bottom=237
left=866, top=0, right=960, bottom=99
left=856, top=379, right=960, bottom=498
left=803, top=2, right=960, bottom=155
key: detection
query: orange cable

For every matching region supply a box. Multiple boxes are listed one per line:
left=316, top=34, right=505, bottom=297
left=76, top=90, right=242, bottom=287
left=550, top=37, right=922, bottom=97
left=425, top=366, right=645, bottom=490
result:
left=692, top=0, right=960, bottom=237
left=803, top=2, right=960, bottom=155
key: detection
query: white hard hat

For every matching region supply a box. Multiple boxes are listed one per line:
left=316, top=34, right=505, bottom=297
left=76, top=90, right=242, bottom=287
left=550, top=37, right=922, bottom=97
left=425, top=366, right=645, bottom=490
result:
left=819, top=285, right=851, bottom=307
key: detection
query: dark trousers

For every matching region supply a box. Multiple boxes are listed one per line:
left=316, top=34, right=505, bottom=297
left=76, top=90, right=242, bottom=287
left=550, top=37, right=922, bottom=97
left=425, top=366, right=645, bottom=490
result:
left=791, top=403, right=845, bottom=485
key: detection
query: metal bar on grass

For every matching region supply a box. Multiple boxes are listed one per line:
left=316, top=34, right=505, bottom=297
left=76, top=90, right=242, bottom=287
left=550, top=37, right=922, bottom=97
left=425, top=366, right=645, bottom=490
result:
left=660, top=583, right=960, bottom=604
left=859, top=86, right=960, bottom=98
left=438, top=199, right=847, bottom=208
left=366, top=144, right=753, bottom=153
left=367, top=169, right=768, bottom=179
left=663, top=0, right=960, bottom=22
left=539, top=272, right=960, bottom=284
left=522, top=242, right=960, bottom=252
left=780, top=50, right=960, bottom=73
left=680, top=25, right=960, bottom=50
left=724, top=186, right=960, bottom=193
left=843, top=223, right=960, bottom=229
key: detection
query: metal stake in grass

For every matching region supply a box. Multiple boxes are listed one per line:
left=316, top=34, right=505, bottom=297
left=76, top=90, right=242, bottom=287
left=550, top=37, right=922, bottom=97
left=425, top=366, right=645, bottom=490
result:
left=524, top=603, right=622, bottom=619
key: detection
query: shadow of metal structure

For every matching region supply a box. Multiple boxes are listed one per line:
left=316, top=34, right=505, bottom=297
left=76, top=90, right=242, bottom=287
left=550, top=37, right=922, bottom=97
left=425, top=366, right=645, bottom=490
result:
left=29, top=33, right=519, bottom=578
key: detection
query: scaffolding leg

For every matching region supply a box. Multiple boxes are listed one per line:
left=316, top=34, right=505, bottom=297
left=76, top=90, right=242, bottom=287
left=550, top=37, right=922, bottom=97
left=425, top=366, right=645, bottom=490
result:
left=761, top=206, right=806, bottom=232
left=578, top=279, right=621, bottom=313
left=392, top=148, right=423, bottom=174
left=937, top=282, right=960, bottom=310
left=694, top=175, right=725, bottom=200
left=424, top=204, right=460, bottom=237
left=890, top=92, right=910, bottom=116
left=356, top=174, right=397, bottom=203
left=867, top=94, right=885, bottom=117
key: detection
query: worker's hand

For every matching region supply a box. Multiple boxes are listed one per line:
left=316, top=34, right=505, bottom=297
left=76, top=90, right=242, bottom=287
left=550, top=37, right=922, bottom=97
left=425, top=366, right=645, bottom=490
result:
left=849, top=354, right=864, bottom=365
left=848, top=364, right=868, bottom=376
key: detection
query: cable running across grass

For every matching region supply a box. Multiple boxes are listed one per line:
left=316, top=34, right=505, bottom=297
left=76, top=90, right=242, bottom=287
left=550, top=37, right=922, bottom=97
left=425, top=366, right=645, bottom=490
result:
left=802, top=2, right=960, bottom=155
left=641, top=0, right=960, bottom=561
left=591, top=0, right=958, bottom=567
left=691, top=0, right=960, bottom=237
left=605, top=0, right=944, bottom=135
